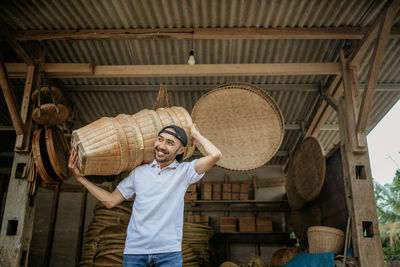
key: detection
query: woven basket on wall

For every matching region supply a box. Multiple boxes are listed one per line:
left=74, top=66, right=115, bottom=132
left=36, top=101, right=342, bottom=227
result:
left=293, top=137, right=326, bottom=203
left=307, top=226, right=345, bottom=254
left=286, top=157, right=306, bottom=210
left=191, top=83, right=284, bottom=170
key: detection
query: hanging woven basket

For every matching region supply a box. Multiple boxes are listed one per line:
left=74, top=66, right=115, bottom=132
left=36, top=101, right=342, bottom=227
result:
left=32, top=103, right=69, bottom=125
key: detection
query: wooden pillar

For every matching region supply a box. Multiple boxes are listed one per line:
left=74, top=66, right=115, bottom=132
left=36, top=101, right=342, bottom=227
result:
left=0, top=152, right=37, bottom=267
left=338, top=52, right=385, bottom=267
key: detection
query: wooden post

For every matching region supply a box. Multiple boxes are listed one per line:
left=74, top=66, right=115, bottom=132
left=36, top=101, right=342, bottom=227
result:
left=75, top=188, right=87, bottom=267
left=338, top=65, right=385, bottom=266
left=0, top=152, right=37, bottom=267
left=44, top=183, right=60, bottom=267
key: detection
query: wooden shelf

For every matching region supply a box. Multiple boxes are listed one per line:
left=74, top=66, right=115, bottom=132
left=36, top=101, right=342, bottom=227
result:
left=184, top=200, right=289, bottom=212
left=213, top=232, right=296, bottom=244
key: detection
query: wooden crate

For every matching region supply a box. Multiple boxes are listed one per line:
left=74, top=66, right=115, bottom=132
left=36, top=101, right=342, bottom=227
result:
left=201, top=183, right=212, bottom=200
left=194, top=214, right=201, bottom=224
left=222, top=184, right=231, bottom=200
left=238, top=217, right=256, bottom=232
left=201, top=215, right=210, bottom=226
left=231, top=183, right=241, bottom=200
left=212, top=183, right=221, bottom=200
left=240, top=183, right=250, bottom=200
left=220, top=217, right=237, bottom=232
left=187, top=183, right=197, bottom=192
left=256, top=217, right=273, bottom=233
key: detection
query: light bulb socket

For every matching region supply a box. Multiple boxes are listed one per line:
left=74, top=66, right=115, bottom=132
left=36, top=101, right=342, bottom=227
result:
left=189, top=50, right=194, bottom=56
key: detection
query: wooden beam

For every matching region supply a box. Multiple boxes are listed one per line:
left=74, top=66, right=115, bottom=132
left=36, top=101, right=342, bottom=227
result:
left=0, top=62, right=24, bottom=136
left=357, top=0, right=400, bottom=133
left=349, top=0, right=399, bottom=66
left=11, top=27, right=400, bottom=41
left=305, top=75, right=342, bottom=137
left=5, top=62, right=341, bottom=78
left=0, top=22, right=33, bottom=65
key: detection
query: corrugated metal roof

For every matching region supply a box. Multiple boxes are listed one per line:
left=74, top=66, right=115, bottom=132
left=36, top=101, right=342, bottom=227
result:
left=1, top=0, right=399, bottom=168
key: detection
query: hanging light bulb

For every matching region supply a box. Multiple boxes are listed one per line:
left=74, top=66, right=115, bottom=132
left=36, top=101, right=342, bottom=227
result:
left=188, top=49, right=195, bottom=65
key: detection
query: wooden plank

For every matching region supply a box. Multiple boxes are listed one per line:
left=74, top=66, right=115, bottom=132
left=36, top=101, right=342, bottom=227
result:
left=214, top=233, right=296, bottom=244
left=44, top=184, right=60, bottom=267
left=349, top=0, right=399, bottom=66
left=75, top=189, right=87, bottom=267
left=356, top=0, right=399, bottom=133
left=0, top=23, right=33, bottom=65
left=257, top=177, right=286, bottom=188
left=11, top=27, right=400, bottom=41
left=5, top=62, right=341, bottom=78
left=305, top=75, right=342, bottom=137
left=0, top=62, right=24, bottom=136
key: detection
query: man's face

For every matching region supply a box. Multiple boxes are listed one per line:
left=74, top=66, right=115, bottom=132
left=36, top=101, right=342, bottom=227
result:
left=154, top=129, right=185, bottom=164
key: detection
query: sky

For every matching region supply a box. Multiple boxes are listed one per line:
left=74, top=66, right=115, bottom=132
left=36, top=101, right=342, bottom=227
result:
left=367, top=99, right=400, bottom=185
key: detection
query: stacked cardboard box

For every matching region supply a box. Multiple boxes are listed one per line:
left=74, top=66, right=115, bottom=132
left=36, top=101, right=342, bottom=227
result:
left=238, top=217, right=256, bottom=232
left=240, top=184, right=250, bottom=200
left=220, top=217, right=237, bottom=232
left=231, top=184, right=241, bottom=200
left=212, top=184, right=221, bottom=200
left=256, top=217, right=273, bottom=233
left=201, top=183, right=212, bottom=200
left=184, top=184, right=197, bottom=201
left=222, top=184, right=231, bottom=200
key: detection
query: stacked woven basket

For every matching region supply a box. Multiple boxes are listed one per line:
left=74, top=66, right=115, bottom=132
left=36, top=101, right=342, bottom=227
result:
left=71, top=107, right=195, bottom=176
left=182, top=223, right=214, bottom=267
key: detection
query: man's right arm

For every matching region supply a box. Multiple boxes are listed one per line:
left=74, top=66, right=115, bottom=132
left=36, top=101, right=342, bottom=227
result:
left=69, top=149, right=126, bottom=209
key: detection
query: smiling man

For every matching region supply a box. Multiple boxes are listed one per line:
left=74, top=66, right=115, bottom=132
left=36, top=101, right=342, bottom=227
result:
left=69, top=124, right=221, bottom=267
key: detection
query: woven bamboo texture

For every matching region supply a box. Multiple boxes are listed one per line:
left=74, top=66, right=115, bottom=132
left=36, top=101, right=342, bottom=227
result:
left=290, top=202, right=322, bottom=249
left=293, top=137, right=326, bottom=203
left=32, top=103, right=69, bottom=125
left=32, top=86, right=64, bottom=104
left=45, top=126, right=70, bottom=181
left=307, top=226, right=345, bottom=253
left=153, top=84, right=170, bottom=110
left=286, top=155, right=306, bottom=210
left=270, top=246, right=302, bottom=267
left=182, top=222, right=214, bottom=267
left=191, top=83, right=284, bottom=170
left=80, top=202, right=131, bottom=267
left=72, top=107, right=194, bottom=175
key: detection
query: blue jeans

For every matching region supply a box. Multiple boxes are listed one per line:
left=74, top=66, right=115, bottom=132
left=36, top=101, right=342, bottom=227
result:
left=123, top=252, right=182, bottom=267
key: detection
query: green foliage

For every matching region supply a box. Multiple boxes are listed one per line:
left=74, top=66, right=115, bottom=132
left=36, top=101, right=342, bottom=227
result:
left=374, top=169, right=400, bottom=260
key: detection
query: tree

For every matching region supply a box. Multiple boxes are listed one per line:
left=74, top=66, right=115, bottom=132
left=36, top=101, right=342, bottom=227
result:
left=374, top=169, right=400, bottom=261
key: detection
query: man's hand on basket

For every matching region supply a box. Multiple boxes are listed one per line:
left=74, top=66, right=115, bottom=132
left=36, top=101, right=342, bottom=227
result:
left=69, top=149, right=82, bottom=180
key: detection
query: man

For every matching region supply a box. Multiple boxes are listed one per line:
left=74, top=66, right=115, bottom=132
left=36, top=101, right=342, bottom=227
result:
left=68, top=124, right=221, bottom=267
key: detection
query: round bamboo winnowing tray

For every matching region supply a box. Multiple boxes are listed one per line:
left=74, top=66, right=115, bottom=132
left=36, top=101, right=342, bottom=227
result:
left=293, top=137, right=326, bottom=203
left=286, top=158, right=306, bottom=211
left=191, top=84, right=284, bottom=170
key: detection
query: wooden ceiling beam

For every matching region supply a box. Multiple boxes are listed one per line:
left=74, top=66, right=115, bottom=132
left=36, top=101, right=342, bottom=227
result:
left=349, top=0, right=399, bottom=66
left=5, top=62, right=341, bottom=78
left=11, top=27, right=400, bottom=41
left=0, top=22, right=33, bottom=65
left=357, top=0, right=400, bottom=133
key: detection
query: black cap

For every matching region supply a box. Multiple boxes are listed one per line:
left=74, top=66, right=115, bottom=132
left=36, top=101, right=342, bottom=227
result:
left=158, top=125, right=188, bottom=162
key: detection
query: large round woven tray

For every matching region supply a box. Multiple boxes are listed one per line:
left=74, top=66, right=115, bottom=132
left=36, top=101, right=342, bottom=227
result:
left=286, top=158, right=306, bottom=211
left=293, top=137, right=326, bottom=203
left=191, top=83, right=284, bottom=170
left=45, top=126, right=70, bottom=181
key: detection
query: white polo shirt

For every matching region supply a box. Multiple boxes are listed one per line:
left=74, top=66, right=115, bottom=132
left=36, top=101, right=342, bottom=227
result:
left=117, top=159, right=204, bottom=254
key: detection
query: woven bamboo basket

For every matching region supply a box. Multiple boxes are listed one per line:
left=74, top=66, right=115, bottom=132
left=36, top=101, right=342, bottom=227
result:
left=114, top=114, right=144, bottom=171
left=293, top=137, right=326, bottom=203
left=32, top=103, right=69, bottom=125
left=286, top=154, right=306, bottom=210
left=72, top=117, right=130, bottom=176
left=132, top=109, right=163, bottom=163
left=307, top=226, right=344, bottom=253
left=191, top=83, right=284, bottom=170
left=270, top=246, right=302, bottom=267
left=32, top=86, right=64, bottom=104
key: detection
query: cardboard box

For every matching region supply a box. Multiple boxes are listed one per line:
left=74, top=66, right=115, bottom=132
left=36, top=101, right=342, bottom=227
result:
left=240, top=184, right=250, bottom=200
left=201, top=183, right=212, bottom=200
left=231, top=184, right=241, bottom=200
left=212, top=183, right=221, bottom=200
left=256, top=217, right=273, bottom=233
left=222, top=184, right=231, bottom=200
left=238, top=217, right=256, bottom=232
left=220, top=217, right=237, bottom=232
